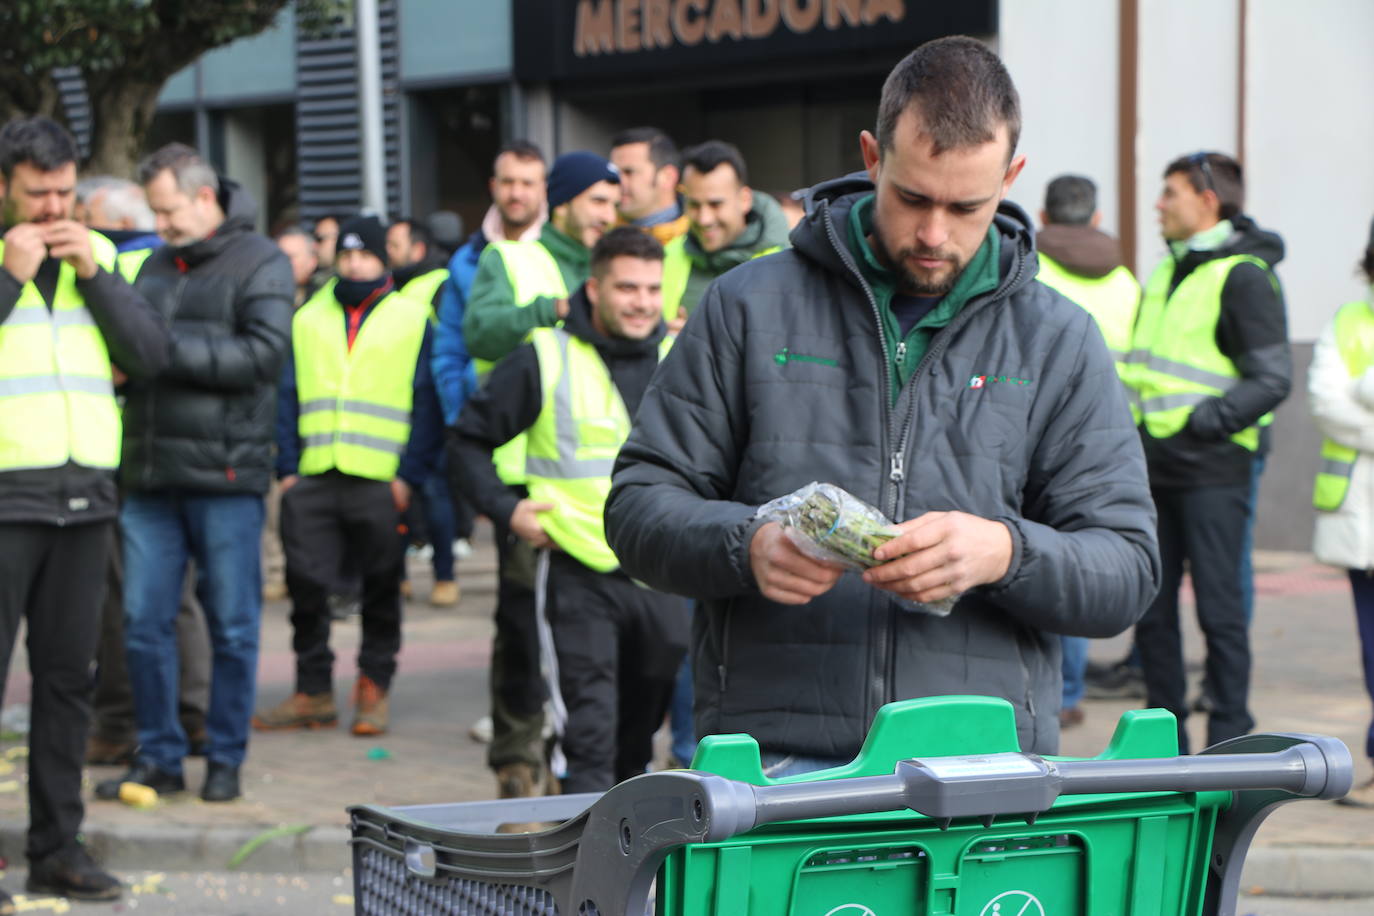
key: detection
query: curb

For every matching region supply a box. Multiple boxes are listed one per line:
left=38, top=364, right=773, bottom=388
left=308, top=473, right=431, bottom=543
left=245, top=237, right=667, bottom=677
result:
left=10, top=818, right=1374, bottom=892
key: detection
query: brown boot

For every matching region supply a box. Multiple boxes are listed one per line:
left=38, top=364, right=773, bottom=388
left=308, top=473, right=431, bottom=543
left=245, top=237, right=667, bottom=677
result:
left=351, top=676, right=389, bottom=736
left=251, top=692, right=337, bottom=731
left=495, top=762, right=541, bottom=799
left=85, top=735, right=136, bottom=767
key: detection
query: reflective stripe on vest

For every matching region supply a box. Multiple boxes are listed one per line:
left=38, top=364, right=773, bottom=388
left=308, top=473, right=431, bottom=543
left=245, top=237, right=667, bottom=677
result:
left=1313, top=301, right=1374, bottom=511
left=524, top=327, right=672, bottom=572
left=293, top=287, right=431, bottom=481
left=399, top=268, right=449, bottom=314
left=1035, top=253, right=1140, bottom=365
left=116, top=247, right=154, bottom=284
left=478, top=241, right=570, bottom=487
left=1122, top=253, right=1276, bottom=450
left=0, top=230, right=120, bottom=472
left=661, top=235, right=783, bottom=323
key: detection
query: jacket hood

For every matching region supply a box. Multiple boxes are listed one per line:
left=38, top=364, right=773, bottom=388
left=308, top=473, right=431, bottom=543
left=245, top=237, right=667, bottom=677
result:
left=173, top=178, right=259, bottom=266
left=563, top=285, right=666, bottom=359
left=1037, top=224, right=1125, bottom=278
left=791, top=171, right=1040, bottom=301
left=394, top=254, right=447, bottom=290
left=1217, top=214, right=1285, bottom=268
left=683, top=189, right=792, bottom=270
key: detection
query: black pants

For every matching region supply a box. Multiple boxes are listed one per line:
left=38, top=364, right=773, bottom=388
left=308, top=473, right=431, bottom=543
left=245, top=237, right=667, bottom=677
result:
left=92, top=525, right=210, bottom=744
left=548, top=553, right=689, bottom=794
left=1136, top=484, right=1253, bottom=753
left=487, top=506, right=546, bottom=772
left=0, top=521, right=108, bottom=861
left=281, top=473, right=404, bottom=694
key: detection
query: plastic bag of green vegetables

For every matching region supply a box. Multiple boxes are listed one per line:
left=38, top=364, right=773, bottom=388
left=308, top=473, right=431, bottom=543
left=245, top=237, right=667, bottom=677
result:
left=757, top=482, right=957, bottom=617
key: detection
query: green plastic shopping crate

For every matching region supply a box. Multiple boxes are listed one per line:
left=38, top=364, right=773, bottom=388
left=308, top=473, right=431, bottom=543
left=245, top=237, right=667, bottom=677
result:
left=348, top=695, right=1351, bottom=916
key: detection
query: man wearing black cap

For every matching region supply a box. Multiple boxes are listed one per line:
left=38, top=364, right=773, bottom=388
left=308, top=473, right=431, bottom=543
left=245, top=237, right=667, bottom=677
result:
left=252, top=215, right=443, bottom=738
left=460, top=150, right=619, bottom=800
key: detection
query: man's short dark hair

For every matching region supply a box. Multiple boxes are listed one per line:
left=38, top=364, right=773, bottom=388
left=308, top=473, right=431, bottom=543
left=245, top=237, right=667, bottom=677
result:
left=389, top=217, right=432, bottom=251
left=494, top=139, right=545, bottom=172
left=611, top=127, right=680, bottom=172
left=1044, top=175, right=1097, bottom=226
left=137, top=142, right=219, bottom=197
left=0, top=117, right=79, bottom=181
left=591, top=226, right=664, bottom=277
left=1165, top=152, right=1244, bottom=221
left=681, top=140, right=748, bottom=186
left=876, top=36, right=1022, bottom=158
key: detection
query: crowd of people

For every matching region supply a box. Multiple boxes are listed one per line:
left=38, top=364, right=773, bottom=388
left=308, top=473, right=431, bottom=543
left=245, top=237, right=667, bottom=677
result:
left=1, top=32, right=1372, bottom=906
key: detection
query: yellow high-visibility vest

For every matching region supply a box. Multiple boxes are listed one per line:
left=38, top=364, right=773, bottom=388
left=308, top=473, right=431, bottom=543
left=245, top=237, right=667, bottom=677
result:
left=1122, top=254, right=1276, bottom=449
left=1035, top=252, right=1140, bottom=376
left=1313, top=300, right=1374, bottom=511
left=293, top=286, right=431, bottom=481
left=524, top=327, right=671, bottom=572
left=0, top=231, right=120, bottom=472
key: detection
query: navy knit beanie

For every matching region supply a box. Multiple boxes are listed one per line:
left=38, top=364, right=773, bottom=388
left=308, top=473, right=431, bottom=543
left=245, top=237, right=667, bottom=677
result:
left=337, top=215, right=387, bottom=264
left=546, top=152, right=620, bottom=210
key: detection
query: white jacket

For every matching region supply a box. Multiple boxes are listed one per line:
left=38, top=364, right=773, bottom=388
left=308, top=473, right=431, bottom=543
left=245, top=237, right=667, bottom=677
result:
left=1310, top=299, right=1374, bottom=570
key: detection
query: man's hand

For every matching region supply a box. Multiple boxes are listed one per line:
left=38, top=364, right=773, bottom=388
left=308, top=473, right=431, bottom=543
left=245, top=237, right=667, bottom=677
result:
left=666, top=314, right=687, bottom=335
left=279, top=474, right=300, bottom=495
left=862, top=511, right=1012, bottom=604
left=749, top=521, right=844, bottom=605
left=42, top=221, right=98, bottom=279
left=390, top=478, right=412, bottom=513
left=554, top=298, right=570, bottom=319
left=510, top=499, right=556, bottom=548
left=2, top=223, right=47, bottom=285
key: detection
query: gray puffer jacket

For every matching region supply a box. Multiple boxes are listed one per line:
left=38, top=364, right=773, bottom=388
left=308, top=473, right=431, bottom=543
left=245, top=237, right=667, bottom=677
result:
left=605, top=175, right=1160, bottom=757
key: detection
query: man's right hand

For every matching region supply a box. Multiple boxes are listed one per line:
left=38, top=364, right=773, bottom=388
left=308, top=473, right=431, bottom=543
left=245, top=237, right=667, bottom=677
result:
left=749, top=521, right=844, bottom=605
left=2, top=223, right=47, bottom=286
left=279, top=474, right=300, bottom=494
left=554, top=298, right=570, bottom=320
left=510, top=499, right=556, bottom=549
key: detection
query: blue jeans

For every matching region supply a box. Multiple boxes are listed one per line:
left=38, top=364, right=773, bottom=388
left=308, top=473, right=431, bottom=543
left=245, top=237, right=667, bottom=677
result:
left=669, top=649, right=696, bottom=766
left=422, top=473, right=455, bottom=582
left=1061, top=635, right=1088, bottom=709
left=122, top=492, right=265, bottom=771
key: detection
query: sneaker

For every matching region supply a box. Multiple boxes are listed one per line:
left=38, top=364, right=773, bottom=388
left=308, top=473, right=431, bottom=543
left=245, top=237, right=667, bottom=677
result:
left=351, top=676, right=389, bottom=736
left=26, top=845, right=121, bottom=901
left=468, top=714, right=494, bottom=744
left=262, top=581, right=288, bottom=601
left=1337, top=775, right=1374, bottom=808
left=94, top=759, right=185, bottom=801
left=1083, top=662, right=1147, bottom=700
left=453, top=538, right=474, bottom=560
left=430, top=580, right=460, bottom=607
left=85, top=735, right=136, bottom=767
left=399, top=580, right=413, bottom=599
left=251, top=692, right=337, bottom=731
left=201, top=761, right=241, bottom=802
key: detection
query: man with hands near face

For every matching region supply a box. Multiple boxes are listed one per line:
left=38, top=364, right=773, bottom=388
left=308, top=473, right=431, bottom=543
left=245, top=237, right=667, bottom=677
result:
left=0, top=116, right=169, bottom=904
left=607, top=38, right=1159, bottom=773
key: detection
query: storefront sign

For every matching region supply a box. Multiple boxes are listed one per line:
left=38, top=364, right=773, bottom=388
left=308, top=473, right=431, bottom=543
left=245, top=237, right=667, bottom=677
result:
left=513, top=0, right=997, bottom=81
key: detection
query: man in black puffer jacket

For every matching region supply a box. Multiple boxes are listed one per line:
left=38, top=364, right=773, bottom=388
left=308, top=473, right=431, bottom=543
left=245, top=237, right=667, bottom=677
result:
left=97, top=143, right=293, bottom=805
left=606, top=38, right=1160, bottom=771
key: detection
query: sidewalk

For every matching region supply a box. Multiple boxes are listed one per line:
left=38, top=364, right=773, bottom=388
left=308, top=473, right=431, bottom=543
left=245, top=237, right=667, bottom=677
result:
left=0, top=536, right=1371, bottom=893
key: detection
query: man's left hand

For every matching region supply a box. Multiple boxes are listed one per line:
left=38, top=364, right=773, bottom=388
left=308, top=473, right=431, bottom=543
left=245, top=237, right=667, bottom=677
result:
left=862, top=511, right=1013, bottom=604
left=391, top=478, right=411, bottom=513
left=42, top=221, right=98, bottom=279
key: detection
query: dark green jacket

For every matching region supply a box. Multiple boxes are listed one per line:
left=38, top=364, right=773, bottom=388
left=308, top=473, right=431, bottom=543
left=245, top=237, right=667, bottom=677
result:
left=462, top=223, right=589, bottom=362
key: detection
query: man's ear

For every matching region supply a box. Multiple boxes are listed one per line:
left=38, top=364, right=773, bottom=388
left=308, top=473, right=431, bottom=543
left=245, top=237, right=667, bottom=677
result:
left=1091, top=210, right=1102, bottom=229
left=196, top=184, right=219, bottom=209
left=739, top=185, right=753, bottom=215
left=1001, top=153, right=1027, bottom=198
left=585, top=273, right=600, bottom=308
left=859, top=130, right=881, bottom=181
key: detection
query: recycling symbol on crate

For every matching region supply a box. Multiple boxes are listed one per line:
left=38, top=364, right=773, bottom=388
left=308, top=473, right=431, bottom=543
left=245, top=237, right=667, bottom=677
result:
left=822, top=906, right=878, bottom=916
left=979, top=890, right=1046, bottom=916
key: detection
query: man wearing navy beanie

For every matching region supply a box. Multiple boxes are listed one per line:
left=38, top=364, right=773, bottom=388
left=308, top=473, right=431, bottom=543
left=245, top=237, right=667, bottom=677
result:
left=464, top=151, right=620, bottom=361
left=457, top=151, right=620, bottom=801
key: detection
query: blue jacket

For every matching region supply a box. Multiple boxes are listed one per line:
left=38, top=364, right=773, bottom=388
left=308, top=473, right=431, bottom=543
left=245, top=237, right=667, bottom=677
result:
left=275, top=293, right=443, bottom=488
left=433, top=230, right=487, bottom=424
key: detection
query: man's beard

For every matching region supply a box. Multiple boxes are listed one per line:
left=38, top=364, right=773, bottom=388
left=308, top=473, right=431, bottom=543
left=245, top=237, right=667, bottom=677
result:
left=871, top=228, right=966, bottom=296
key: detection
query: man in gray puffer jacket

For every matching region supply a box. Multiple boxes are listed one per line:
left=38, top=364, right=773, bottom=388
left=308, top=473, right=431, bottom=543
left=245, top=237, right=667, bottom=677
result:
left=606, top=37, right=1160, bottom=766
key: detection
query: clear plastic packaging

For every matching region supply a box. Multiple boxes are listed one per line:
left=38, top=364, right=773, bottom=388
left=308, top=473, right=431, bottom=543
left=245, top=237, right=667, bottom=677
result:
left=757, top=482, right=957, bottom=616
